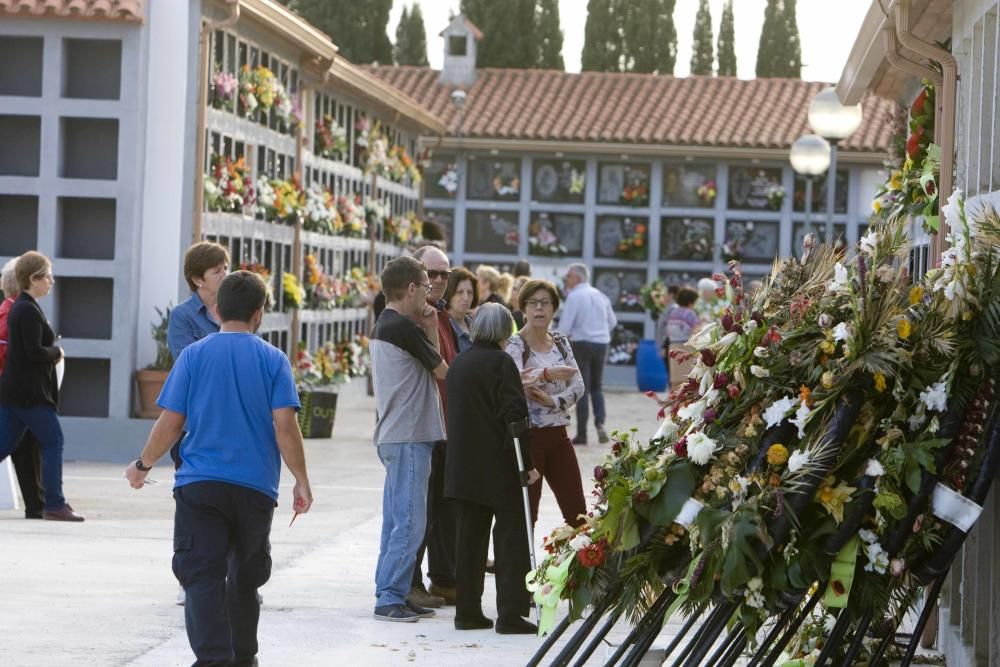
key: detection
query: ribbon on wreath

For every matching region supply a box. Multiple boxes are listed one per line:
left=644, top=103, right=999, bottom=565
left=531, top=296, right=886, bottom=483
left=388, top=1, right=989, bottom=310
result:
left=822, top=535, right=859, bottom=609
left=525, top=552, right=573, bottom=636
left=674, top=497, right=705, bottom=527
left=931, top=483, right=984, bottom=532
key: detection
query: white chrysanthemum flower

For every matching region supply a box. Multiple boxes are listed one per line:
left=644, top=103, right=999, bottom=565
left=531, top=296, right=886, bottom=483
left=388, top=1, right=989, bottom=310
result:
left=763, top=396, right=796, bottom=429
left=686, top=432, right=719, bottom=465
left=653, top=417, right=678, bottom=441
left=827, top=262, right=850, bottom=293
left=865, top=459, right=886, bottom=477
left=678, top=399, right=708, bottom=424
left=787, top=449, right=810, bottom=473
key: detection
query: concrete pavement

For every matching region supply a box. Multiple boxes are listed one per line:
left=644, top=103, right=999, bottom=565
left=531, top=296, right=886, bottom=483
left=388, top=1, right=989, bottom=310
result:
left=1, top=388, right=667, bottom=666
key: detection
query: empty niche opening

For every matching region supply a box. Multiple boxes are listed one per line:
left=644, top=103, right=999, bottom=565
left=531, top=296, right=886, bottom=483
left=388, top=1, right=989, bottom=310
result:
left=58, top=197, right=116, bottom=260
left=63, top=39, right=121, bottom=100
left=0, top=36, right=43, bottom=97
left=0, top=195, right=39, bottom=256
left=59, top=357, right=110, bottom=418
left=0, top=115, right=41, bottom=176
left=61, top=117, right=118, bottom=180
left=57, top=277, right=114, bottom=340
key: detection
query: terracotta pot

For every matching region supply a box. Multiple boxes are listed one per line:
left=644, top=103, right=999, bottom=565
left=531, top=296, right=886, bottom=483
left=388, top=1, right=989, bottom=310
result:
left=135, top=369, right=169, bottom=419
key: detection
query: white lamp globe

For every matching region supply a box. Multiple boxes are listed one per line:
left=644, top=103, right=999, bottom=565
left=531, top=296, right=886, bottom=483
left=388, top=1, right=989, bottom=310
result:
left=790, top=134, right=832, bottom=176
left=808, top=88, right=863, bottom=141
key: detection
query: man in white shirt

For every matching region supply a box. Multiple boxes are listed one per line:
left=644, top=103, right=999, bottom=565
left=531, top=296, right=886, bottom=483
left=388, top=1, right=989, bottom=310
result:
left=558, top=263, right=617, bottom=445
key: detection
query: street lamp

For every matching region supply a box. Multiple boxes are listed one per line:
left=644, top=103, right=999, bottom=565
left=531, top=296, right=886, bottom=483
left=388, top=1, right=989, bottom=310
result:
left=790, top=134, right=831, bottom=250
left=808, top=88, right=863, bottom=243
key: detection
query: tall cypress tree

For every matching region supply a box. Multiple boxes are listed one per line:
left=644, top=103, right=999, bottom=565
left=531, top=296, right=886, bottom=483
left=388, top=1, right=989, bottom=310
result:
left=623, top=0, right=660, bottom=72
left=461, top=0, right=537, bottom=68
left=755, top=0, right=782, bottom=77
left=536, top=0, right=565, bottom=69
left=781, top=0, right=802, bottom=78
left=655, top=0, right=678, bottom=75
left=581, top=0, right=621, bottom=72
left=281, top=0, right=392, bottom=64
left=717, top=0, right=736, bottom=76
left=689, top=0, right=714, bottom=75
left=394, top=3, right=429, bottom=66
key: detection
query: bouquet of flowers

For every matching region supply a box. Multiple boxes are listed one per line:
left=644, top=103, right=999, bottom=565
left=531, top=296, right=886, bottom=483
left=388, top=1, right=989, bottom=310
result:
left=620, top=183, right=649, bottom=207
left=354, top=114, right=370, bottom=150
left=330, top=334, right=371, bottom=383
left=529, top=219, right=568, bottom=257
left=697, top=180, right=717, bottom=206
left=336, top=195, right=367, bottom=238
left=640, top=279, right=670, bottom=318
left=438, top=165, right=459, bottom=196
left=255, top=176, right=304, bottom=224
left=204, top=154, right=254, bottom=214
left=526, top=192, right=1000, bottom=661
left=389, top=211, right=423, bottom=247
left=293, top=344, right=324, bottom=391
left=210, top=67, right=237, bottom=111
left=303, top=184, right=340, bottom=235
left=315, top=115, right=348, bottom=159
left=569, top=169, right=586, bottom=195
left=615, top=221, right=648, bottom=261
left=493, top=171, right=520, bottom=198
left=239, top=262, right=274, bottom=309
left=281, top=271, right=305, bottom=311
left=767, top=185, right=785, bottom=211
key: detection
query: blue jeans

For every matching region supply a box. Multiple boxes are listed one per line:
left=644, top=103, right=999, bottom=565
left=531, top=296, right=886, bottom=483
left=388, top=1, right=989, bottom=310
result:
left=374, top=441, right=434, bottom=607
left=0, top=404, right=65, bottom=510
left=570, top=341, right=608, bottom=439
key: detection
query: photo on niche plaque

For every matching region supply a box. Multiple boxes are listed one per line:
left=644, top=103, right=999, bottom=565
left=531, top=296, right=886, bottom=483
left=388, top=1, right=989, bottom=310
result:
left=660, top=217, right=715, bottom=261
left=532, top=159, right=586, bottom=203
left=727, top=166, right=784, bottom=211
left=528, top=212, right=584, bottom=257
left=424, top=155, right=459, bottom=199
left=663, top=164, right=717, bottom=208
left=722, top=220, right=780, bottom=264
left=465, top=210, right=519, bottom=255
left=598, top=162, right=650, bottom=206
left=466, top=157, right=521, bottom=201
left=594, top=268, right=646, bottom=312
left=608, top=322, right=644, bottom=366
left=594, top=216, right=648, bottom=261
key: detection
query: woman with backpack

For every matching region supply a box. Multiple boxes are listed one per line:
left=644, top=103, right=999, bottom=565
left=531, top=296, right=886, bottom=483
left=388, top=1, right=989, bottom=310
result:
left=504, top=280, right=587, bottom=529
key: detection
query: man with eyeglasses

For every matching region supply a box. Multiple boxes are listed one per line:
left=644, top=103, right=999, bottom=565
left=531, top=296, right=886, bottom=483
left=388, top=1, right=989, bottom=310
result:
left=370, top=256, right=449, bottom=622
left=559, top=263, right=617, bottom=445
left=406, top=245, right=460, bottom=609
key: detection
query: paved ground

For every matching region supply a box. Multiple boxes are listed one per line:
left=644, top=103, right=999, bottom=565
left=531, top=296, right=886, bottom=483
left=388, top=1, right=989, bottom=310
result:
left=1, top=388, right=668, bottom=667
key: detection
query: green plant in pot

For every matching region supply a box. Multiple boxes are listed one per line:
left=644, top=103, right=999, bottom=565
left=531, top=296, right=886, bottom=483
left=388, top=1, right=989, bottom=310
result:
left=136, top=305, right=173, bottom=418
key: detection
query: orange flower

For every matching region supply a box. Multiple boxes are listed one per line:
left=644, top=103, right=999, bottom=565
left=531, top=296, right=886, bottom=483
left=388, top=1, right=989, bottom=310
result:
left=799, top=385, right=811, bottom=406
left=636, top=224, right=647, bottom=234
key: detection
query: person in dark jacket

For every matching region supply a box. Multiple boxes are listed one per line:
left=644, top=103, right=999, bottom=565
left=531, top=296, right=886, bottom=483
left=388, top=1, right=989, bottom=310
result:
left=444, top=303, right=539, bottom=635
left=0, top=251, right=83, bottom=521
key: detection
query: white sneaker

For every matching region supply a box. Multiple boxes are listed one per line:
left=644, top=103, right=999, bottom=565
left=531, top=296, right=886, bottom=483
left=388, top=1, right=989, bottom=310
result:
left=176, top=586, right=185, bottom=606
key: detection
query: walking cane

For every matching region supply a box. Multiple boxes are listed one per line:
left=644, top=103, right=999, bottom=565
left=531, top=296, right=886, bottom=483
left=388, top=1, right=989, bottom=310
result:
left=508, top=417, right=539, bottom=624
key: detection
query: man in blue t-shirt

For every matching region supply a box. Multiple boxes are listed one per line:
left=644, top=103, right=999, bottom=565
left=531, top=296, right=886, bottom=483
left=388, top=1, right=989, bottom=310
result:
left=125, top=271, right=312, bottom=666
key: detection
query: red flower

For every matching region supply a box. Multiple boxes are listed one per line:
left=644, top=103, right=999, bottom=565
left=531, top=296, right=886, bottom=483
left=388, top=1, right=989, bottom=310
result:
left=713, top=372, right=729, bottom=389
left=703, top=408, right=717, bottom=423
left=633, top=489, right=650, bottom=504
left=910, top=88, right=928, bottom=117
left=674, top=437, right=688, bottom=458
left=594, top=466, right=607, bottom=482
left=700, top=349, right=717, bottom=367
left=727, top=384, right=741, bottom=399
left=576, top=541, right=607, bottom=568
left=906, top=130, right=924, bottom=159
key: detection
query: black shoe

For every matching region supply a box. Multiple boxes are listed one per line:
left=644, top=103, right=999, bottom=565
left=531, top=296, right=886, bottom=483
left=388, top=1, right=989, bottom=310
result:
left=496, top=616, right=538, bottom=634
left=373, top=604, right=419, bottom=623
left=597, top=427, right=610, bottom=444
left=405, top=600, right=436, bottom=618
left=25, top=510, right=44, bottom=519
left=233, top=657, right=259, bottom=667
left=455, top=615, right=494, bottom=630
left=572, top=435, right=587, bottom=445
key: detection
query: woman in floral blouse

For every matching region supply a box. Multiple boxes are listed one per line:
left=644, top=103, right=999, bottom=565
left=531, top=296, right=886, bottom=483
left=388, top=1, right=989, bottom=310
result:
left=505, top=280, right=587, bottom=528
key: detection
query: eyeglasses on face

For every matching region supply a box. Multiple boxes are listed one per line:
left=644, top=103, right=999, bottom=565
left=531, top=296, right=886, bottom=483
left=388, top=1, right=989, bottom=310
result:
left=413, top=282, right=433, bottom=294
left=525, top=298, right=553, bottom=309
left=427, top=270, right=452, bottom=280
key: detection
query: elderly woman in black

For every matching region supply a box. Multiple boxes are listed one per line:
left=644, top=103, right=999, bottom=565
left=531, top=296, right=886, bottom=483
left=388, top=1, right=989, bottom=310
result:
left=0, top=251, right=82, bottom=521
left=445, top=303, right=539, bottom=635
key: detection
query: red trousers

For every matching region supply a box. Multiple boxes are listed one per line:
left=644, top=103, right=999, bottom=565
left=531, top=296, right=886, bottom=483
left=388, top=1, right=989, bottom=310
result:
left=527, top=426, right=587, bottom=528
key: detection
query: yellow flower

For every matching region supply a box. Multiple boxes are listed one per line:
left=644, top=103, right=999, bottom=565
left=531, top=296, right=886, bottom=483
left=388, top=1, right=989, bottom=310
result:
left=872, top=199, right=882, bottom=214
left=822, top=371, right=835, bottom=389
left=908, top=285, right=924, bottom=306
left=896, top=319, right=912, bottom=340
left=816, top=476, right=855, bottom=524
left=889, top=171, right=903, bottom=190
left=874, top=372, right=887, bottom=393
left=767, top=444, right=789, bottom=466
left=820, top=340, right=836, bottom=355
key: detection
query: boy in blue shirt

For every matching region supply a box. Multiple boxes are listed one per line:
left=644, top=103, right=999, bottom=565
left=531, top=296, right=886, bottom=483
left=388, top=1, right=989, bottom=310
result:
left=125, top=270, right=312, bottom=667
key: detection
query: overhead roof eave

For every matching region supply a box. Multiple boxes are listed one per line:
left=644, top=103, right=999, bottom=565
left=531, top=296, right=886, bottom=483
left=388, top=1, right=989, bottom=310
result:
left=237, top=0, right=337, bottom=65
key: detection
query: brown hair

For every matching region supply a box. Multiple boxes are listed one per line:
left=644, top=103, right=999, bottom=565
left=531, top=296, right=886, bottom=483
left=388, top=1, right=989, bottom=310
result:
left=183, top=241, right=231, bottom=292
left=676, top=286, right=698, bottom=307
left=14, top=251, right=50, bottom=292
left=443, top=267, right=479, bottom=311
left=518, top=279, right=561, bottom=312
left=381, top=256, right=427, bottom=301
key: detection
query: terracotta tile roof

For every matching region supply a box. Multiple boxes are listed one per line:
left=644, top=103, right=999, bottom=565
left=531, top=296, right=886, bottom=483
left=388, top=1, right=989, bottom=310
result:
left=367, top=66, right=897, bottom=153
left=0, top=0, right=144, bottom=22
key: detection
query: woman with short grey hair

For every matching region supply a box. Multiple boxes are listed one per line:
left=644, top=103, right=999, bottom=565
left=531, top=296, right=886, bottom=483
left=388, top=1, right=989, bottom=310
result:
left=0, top=256, right=48, bottom=519
left=443, top=302, right=539, bottom=634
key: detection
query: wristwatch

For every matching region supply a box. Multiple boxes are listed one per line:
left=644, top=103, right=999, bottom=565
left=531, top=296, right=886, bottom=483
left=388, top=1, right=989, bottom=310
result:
left=134, top=458, right=152, bottom=472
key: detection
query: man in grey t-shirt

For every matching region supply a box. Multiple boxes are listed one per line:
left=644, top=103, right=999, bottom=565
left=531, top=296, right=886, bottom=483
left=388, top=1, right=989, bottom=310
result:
left=369, top=256, right=448, bottom=622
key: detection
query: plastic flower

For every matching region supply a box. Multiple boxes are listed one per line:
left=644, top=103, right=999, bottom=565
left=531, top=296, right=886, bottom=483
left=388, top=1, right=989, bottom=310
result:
left=896, top=318, right=912, bottom=340
left=686, top=432, right=719, bottom=465
left=767, top=444, right=789, bottom=466
left=787, top=449, right=809, bottom=473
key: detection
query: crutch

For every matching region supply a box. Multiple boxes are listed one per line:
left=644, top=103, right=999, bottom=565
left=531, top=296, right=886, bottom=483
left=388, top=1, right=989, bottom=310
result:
left=508, top=417, right=539, bottom=624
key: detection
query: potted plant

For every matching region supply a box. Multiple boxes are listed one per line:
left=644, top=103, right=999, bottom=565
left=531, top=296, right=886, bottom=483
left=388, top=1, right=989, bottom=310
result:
left=136, top=305, right=173, bottom=419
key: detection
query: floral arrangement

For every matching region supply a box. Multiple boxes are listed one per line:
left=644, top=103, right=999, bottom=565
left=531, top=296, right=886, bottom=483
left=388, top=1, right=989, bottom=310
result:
left=569, top=169, right=586, bottom=195
left=210, top=68, right=237, bottom=111
left=438, top=164, right=459, bottom=196
left=493, top=170, right=520, bottom=198
left=388, top=144, right=422, bottom=184
left=255, top=176, right=304, bottom=224
left=239, top=262, right=274, bottom=309
left=607, top=325, right=641, bottom=365
left=293, top=343, right=324, bottom=390
left=365, top=198, right=389, bottom=240
left=721, top=236, right=745, bottom=263
left=315, top=114, right=348, bottom=159
left=529, top=218, right=568, bottom=257
left=767, top=185, right=785, bottom=211
left=336, top=195, right=367, bottom=238
left=872, top=82, right=940, bottom=232
left=294, top=334, right=371, bottom=391
left=385, top=210, right=424, bottom=247
left=526, top=191, right=1000, bottom=659
left=281, top=272, right=305, bottom=311
left=204, top=154, right=254, bottom=214
left=615, top=220, right=648, bottom=261
left=354, top=114, right=370, bottom=150
left=696, top=180, right=717, bottom=206
left=237, top=65, right=298, bottom=130
left=620, top=183, right=649, bottom=207
left=303, top=185, right=340, bottom=235
left=639, top=279, right=670, bottom=318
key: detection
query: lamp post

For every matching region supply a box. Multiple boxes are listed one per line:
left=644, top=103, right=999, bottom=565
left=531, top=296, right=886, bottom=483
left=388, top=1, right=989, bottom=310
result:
left=790, top=134, right=831, bottom=252
left=808, top=88, right=863, bottom=243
